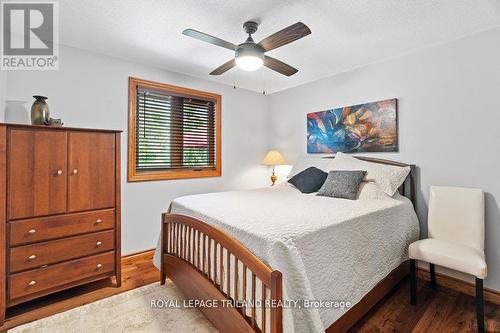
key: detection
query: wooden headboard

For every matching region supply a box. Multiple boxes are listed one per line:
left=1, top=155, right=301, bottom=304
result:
left=324, top=155, right=417, bottom=207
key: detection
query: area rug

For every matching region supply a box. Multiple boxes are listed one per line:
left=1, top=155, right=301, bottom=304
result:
left=10, top=280, right=218, bottom=333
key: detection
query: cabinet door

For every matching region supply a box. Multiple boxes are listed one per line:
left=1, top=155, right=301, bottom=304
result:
left=68, top=132, right=115, bottom=212
left=8, top=129, right=67, bottom=220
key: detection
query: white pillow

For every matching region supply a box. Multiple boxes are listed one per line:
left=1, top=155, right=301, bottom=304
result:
left=328, top=152, right=410, bottom=196
left=357, top=182, right=392, bottom=200
left=287, top=155, right=331, bottom=179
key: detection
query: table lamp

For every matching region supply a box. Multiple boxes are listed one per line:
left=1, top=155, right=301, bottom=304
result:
left=262, top=150, right=287, bottom=185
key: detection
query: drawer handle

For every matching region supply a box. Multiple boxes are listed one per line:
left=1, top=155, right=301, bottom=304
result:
left=57, top=170, right=63, bottom=176
left=72, top=169, right=78, bottom=175
left=96, top=263, right=103, bottom=269
left=28, top=280, right=37, bottom=286
left=95, top=218, right=102, bottom=224
left=96, top=241, right=102, bottom=246
left=28, top=229, right=36, bottom=234
left=28, top=254, right=37, bottom=260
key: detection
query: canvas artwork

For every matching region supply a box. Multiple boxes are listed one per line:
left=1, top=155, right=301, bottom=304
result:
left=307, top=98, right=398, bottom=153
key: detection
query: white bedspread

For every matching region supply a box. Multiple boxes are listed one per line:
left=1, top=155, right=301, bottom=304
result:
left=153, top=184, right=419, bottom=333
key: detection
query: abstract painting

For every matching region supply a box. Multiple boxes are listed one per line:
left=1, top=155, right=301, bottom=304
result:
left=307, top=98, right=398, bottom=153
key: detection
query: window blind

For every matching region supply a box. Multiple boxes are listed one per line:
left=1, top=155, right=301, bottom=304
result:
left=136, top=87, right=217, bottom=172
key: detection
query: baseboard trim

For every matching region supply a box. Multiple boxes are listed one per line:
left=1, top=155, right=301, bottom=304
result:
left=418, top=267, right=500, bottom=305
left=122, top=248, right=155, bottom=259
left=121, top=249, right=155, bottom=266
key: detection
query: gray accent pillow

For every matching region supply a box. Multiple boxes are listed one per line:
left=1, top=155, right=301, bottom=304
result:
left=317, top=170, right=367, bottom=200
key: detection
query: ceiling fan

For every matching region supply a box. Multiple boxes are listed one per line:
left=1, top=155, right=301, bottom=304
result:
left=182, top=21, right=311, bottom=76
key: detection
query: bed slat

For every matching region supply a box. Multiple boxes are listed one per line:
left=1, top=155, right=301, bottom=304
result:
left=208, top=237, right=212, bottom=280
left=219, top=245, right=224, bottom=291
left=197, top=230, right=201, bottom=270
left=242, top=264, right=247, bottom=317
left=201, top=234, right=204, bottom=275
left=214, top=242, right=218, bottom=286
left=262, top=283, right=267, bottom=333
left=234, top=258, right=239, bottom=310
left=182, top=225, right=186, bottom=260
left=226, top=250, right=231, bottom=297
left=188, top=226, right=192, bottom=263
left=251, top=273, right=256, bottom=328
left=178, top=224, right=181, bottom=258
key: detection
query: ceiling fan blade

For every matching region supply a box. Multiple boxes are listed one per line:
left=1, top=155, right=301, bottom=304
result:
left=257, top=22, right=311, bottom=52
left=210, top=59, right=236, bottom=75
left=264, top=56, right=298, bottom=76
left=183, top=29, right=237, bottom=51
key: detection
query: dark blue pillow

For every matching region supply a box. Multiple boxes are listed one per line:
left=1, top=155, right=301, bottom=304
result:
left=288, top=167, right=328, bottom=193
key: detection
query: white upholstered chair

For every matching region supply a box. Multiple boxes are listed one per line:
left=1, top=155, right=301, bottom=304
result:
left=409, top=186, right=487, bottom=333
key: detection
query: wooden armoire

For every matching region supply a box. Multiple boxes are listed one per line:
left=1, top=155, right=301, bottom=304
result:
left=0, top=124, right=122, bottom=325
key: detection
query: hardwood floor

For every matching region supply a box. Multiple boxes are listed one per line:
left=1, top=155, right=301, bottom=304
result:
left=0, top=250, right=159, bottom=332
left=1, top=251, right=499, bottom=332
left=349, top=275, right=500, bottom=332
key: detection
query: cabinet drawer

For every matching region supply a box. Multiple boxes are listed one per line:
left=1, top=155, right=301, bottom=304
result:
left=10, top=230, right=115, bottom=273
left=9, top=209, right=115, bottom=246
left=9, top=251, right=115, bottom=301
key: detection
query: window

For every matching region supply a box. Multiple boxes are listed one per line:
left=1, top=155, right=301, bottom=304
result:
left=128, top=77, right=221, bottom=181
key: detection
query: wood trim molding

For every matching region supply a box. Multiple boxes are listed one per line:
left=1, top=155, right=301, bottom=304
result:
left=418, top=267, right=500, bottom=305
left=114, top=133, right=122, bottom=287
left=0, top=123, right=121, bottom=133
left=127, top=77, right=222, bottom=182
left=122, top=248, right=155, bottom=260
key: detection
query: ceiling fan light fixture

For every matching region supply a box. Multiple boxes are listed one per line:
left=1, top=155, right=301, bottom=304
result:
left=235, top=55, right=263, bottom=71
left=235, top=43, right=264, bottom=71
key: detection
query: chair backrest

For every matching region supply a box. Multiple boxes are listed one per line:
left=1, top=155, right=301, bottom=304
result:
left=428, top=186, right=485, bottom=251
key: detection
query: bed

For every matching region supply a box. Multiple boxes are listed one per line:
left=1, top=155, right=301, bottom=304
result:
left=154, top=156, right=419, bottom=333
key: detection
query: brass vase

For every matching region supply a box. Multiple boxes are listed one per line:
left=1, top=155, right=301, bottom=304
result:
left=31, top=95, right=50, bottom=125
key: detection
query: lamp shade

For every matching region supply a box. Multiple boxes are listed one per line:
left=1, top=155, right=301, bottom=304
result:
left=262, top=150, right=287, bottom=166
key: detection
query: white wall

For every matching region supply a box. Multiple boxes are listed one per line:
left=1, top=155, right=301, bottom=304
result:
left=0, top=70, right=6, bottom=122
left=268, top=27, right=500, bottom=290
left=4, top=45, right=269, bottom=255
left=4, top=27, right=500, bottom=291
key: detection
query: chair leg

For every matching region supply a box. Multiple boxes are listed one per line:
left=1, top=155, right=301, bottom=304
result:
left=430, top=263, right=437, bottom=289
left=410, top=259, right=417, bottom=305
left=476, top=277, right=485, bottom=333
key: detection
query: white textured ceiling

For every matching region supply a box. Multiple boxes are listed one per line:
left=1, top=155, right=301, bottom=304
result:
left=60, top=0, right=500, bottom=93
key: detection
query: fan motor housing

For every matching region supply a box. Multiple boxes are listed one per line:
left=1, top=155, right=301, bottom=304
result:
left=243, top=21, right=259, bottom=35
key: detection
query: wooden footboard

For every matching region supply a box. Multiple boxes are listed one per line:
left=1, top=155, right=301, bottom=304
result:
left=161, top=214, right=409, bottom=333
left=161, top=213, right=283, bottom=333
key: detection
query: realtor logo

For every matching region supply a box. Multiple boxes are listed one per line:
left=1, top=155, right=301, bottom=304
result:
left=1, top=0, right=59, bottom=70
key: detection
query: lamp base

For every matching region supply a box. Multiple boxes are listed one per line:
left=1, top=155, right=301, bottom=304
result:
left=270, top=171, right=277, bottom=186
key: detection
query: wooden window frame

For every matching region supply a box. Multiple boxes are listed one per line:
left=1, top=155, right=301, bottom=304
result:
left=128, top=77, right=221, bottom=182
